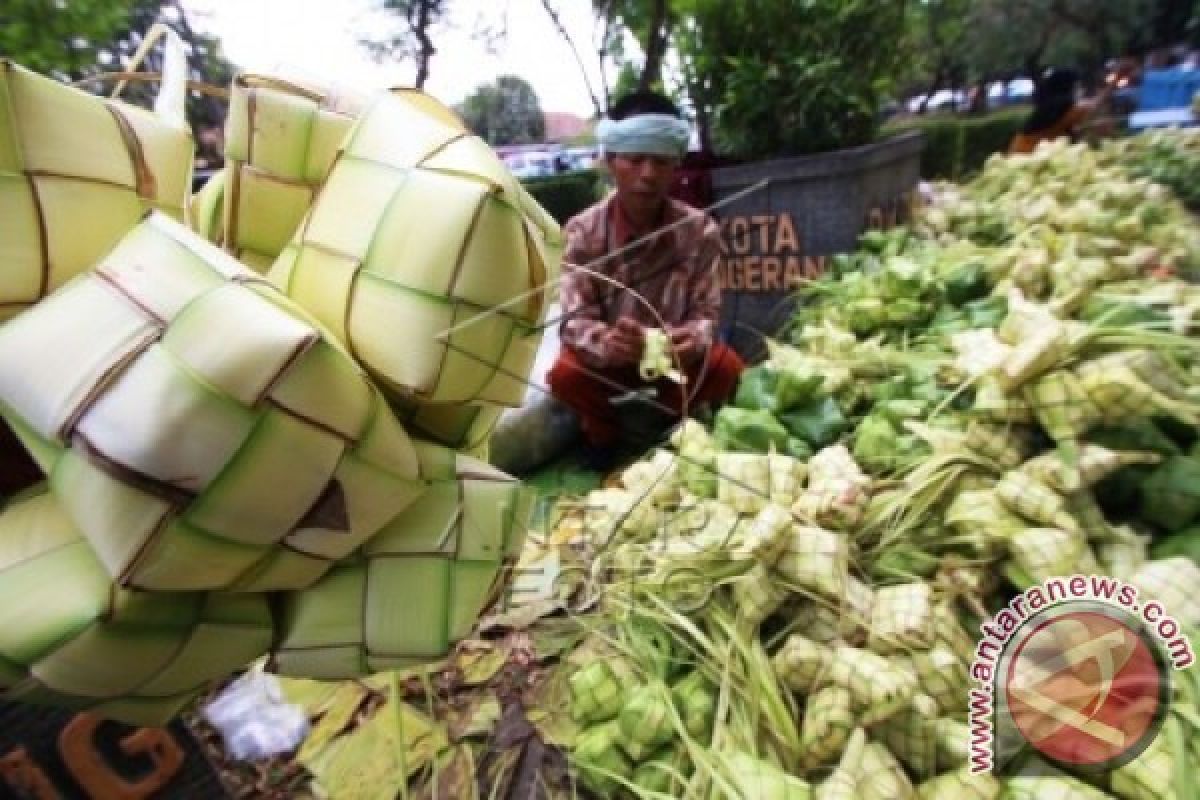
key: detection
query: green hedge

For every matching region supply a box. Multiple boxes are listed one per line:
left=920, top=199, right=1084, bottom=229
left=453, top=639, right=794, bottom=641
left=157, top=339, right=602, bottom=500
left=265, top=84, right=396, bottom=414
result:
left=883, top=108, right=1029, bottom=181
left=521, top=169, right=604, bottom=224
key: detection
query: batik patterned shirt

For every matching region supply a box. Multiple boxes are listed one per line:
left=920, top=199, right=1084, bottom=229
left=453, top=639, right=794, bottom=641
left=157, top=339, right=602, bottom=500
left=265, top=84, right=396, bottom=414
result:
left=558, top=194, right=722, bottom=368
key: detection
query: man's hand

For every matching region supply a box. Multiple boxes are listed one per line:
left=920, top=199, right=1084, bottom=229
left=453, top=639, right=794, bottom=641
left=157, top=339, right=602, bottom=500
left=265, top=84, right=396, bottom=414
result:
left=602, top=318, right=644, bottom=366
left=668, top=325, right=705, bottom=365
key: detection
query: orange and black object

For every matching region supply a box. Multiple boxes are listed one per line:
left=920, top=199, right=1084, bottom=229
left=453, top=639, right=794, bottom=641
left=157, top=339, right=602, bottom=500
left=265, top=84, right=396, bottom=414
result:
left=0, top=703, right=224, bottom=799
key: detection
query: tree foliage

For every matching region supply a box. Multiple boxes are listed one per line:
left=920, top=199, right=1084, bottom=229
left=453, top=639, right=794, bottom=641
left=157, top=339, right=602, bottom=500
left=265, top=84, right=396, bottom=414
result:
left=674, top=0, right=910, bottom=158
left=457, top=74, right=545, bottom=146
left=545, top=0, right=908, bottom=156
left=0, top=0, right=237, bottom=165
left=904, top=0, right=972, bottom=109
left=904, top=0, right=1181, bottom=101
left=360, top=0, right=450, bottom=89
left=878, top=0, right=1179, bottom=115
left=964, top=0, right=1154, bottom=88
left=0, top=0, right=139, bottom=79
left=595, top=0, right=673, bottom=93
left=1153, top=0, right=1200, bottom=49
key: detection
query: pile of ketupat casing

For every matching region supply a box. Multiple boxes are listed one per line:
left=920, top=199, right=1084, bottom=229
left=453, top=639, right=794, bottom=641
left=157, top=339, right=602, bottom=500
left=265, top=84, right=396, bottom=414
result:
left=550, top=135, right=1200, bottom=799
left=1102, top=127, right=1200, bottom=211
left=0, top=32, right=560, bottom=726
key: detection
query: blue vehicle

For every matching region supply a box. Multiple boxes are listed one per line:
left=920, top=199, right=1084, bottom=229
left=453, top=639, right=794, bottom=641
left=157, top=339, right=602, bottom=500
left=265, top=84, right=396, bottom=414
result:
left=1129, top=67, right=1200, bottom=130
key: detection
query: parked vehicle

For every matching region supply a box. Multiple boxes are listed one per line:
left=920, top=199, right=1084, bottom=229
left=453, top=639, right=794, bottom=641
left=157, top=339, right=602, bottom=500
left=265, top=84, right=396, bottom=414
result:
left=905, top=89, right=965, bottom=113
left=564, top=147, right=599, bottom=170
left=503, top=151, right=558, bottom=179
left=905, top=79, right=1033, bottom=114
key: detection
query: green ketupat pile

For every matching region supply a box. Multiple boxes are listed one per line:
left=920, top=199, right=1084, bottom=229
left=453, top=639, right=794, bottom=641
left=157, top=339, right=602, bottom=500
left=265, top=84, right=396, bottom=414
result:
left=1103, top=128, right=1200, bottom=212
left=561, top=442, right=997, bottom=798
left=556, top=136, right=1200, bottom=798
left=0, top=46, right=559, bottom=725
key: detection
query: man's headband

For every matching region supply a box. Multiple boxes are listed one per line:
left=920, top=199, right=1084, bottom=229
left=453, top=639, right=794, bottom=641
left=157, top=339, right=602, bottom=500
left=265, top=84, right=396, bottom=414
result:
left=596, top=113, right=690, bottom=158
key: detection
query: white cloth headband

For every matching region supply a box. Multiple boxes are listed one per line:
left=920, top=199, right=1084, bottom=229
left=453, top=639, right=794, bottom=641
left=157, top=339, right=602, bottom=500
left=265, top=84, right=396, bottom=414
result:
left=596, top=113, right=690, bottom=158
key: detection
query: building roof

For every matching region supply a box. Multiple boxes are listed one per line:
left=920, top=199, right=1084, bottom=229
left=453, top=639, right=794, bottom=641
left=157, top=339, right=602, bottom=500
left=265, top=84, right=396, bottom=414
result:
left=543, top=111, right=591, bottom=142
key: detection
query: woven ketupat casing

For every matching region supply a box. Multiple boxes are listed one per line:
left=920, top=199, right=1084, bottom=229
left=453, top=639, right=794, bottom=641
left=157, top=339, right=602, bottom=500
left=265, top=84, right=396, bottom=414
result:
left=190, top=169, right=226, bottom=242
left=867, top=582, right=935, bottom=654
left=1077, top=352, right=1200, bottom=427
left=799, top=685, right=855, bottom=768
left=860, top=741, right=914, bottom=799
left=870, top=692, right=939, bottom=779
left=0, top=213, right=423, bottom=591
left=269, top=441, right=532, bottom=679
left=775, top=525, right=849, bottom=602
left=1130, top=557, right=1200, bottom=626
left=389, top=399, right=502, bottom=459
left=974, top=375, right=1035, bottom=424
left=773, top=634, right=829, bottom=694
left=913, top=769, right=1000, bottom=800
left=1009, top=526, right=1094, bottom=582
left=268, top=89, right=563, bottom=407
left=0, top=60, right=193, bottom=321
left=0, top=488, right=272, bottom=726
left=732, top=562, right=788, bottom=628
left=569, top=661, right=627, bottom=724
left=1023, top=369, right=1102, bottom=441
left=617, top=683, right=675, bottom=762
left=1110, top=728, right=1175, bottom=800
left=944, top=489, right=1027, bottom=542
left=791, top=600, right=843, bottom=644
left=826, top=645, right=918, bottom=725
left=1004, top=775, right=1113, bottom=800
left=908, top=645, right=968, bottom=715
left=716, top=452, right=771, bottom=515
left=221, top=74, right=359, bottom=272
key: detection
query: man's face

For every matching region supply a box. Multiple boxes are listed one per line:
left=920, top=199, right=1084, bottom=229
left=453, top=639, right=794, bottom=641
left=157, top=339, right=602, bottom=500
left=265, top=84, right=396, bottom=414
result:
left=607, top=153, right=679, bottom=218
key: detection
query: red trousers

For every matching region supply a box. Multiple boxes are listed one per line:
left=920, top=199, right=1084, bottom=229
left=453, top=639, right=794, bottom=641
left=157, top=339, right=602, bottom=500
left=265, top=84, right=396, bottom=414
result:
left=547, top=343, right=744, bottom=447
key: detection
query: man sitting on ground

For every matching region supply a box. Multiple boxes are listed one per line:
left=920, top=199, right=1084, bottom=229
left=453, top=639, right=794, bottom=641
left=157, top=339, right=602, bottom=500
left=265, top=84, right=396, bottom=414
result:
left=547, top=91, right=744, bottom=469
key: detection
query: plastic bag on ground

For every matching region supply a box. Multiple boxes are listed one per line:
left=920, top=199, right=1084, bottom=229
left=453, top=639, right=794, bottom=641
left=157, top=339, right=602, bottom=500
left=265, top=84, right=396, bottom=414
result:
left=203, top=670, right=310, bottom=761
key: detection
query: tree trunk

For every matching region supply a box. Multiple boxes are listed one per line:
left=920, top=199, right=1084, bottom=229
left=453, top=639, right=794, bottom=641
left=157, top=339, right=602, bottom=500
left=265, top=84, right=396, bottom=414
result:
left=412, top=0, right=436, bottom=89
left=636, top=0, right=671, bottom=93
left=969, top=77, right=990, bottom=114
left=696, top=110, right=712, bottom=153
left=678, top=51, right=712, bottom=152
left=596, top=0, right=617, bottom=112
left=1026, top=18, right=1058, bottom=91
left=1025, top=52, right=1044, bottom=91
left=688, top=79, right=713, bottom=152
